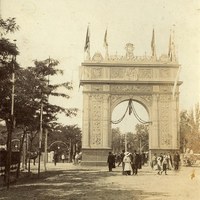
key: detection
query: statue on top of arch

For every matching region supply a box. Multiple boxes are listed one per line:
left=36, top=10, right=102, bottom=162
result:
left=125, top=43, right=135, bottom=60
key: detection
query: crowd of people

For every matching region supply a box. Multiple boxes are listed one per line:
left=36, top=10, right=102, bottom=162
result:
left=151, top=152, right=181, bottom=175
left=107, top=150, right=148, bottom=175
left=107, top=150, right=181, bottom=175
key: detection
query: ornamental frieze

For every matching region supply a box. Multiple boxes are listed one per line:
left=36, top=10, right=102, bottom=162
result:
left=110, top=68, right=124, bottom=79
left=138, top=69, right=153, bottom=80
left=111, top=67, right=138, bottom=80
left=91, top=67, right=103, bottom=78
left=159, top=69, right=170, bottom=79
left=125, top=68, right=138, bottom=80
left=111, top=85, right=152, bottom=93
left=159, top=86, right=171, bottom=93
left=91, top=85, right=103, bottom=91
left=90, top=94, right=104, bottom=101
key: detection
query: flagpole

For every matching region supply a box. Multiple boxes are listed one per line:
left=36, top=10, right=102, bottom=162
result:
left=104, top=29, right=109, bottom=60
left=151, top=29, right=156, bottom=60
left=172, top=66, right=181, bottom=100
left=84, top=24, right=90, bottom=61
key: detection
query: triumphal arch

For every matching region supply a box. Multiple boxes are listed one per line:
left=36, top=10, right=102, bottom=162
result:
left=80, top=42, right=182, bottom=165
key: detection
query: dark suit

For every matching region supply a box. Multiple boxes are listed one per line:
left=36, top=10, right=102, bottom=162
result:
left=107, top=153, right=115, bottom=171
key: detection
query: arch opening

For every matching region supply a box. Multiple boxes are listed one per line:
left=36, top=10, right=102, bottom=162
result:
left=111, top=99, right=150, bottom=158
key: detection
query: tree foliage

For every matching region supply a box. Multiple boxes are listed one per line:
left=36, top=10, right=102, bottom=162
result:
left=180, top=103, right=200, bottom=153
left=111, top=124, right=149, bottom=153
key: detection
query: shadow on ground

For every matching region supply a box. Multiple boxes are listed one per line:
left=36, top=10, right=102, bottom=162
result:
left=0, top=169, right=168, bottom=200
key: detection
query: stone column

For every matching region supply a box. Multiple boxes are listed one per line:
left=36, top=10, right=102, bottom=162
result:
left=150, top=91, right=160, bottom=149
left=82, top=93, right=90, bottom=148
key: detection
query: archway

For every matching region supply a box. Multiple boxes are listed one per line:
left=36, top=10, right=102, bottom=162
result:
left=80, top=43, right=182, bottom=165
left=111, top=99, right=150, bottom=154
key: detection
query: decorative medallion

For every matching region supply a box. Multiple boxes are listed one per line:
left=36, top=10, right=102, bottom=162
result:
left=92, top=52, right=103, bottom=62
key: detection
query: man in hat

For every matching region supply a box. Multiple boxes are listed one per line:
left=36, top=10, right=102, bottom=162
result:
left=107, top=152, right=115, bottom=172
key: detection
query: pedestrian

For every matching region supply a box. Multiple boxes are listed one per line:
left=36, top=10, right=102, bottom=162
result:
left=151, top=153, right=157, bottom=169
left=61, top=154, right=65, bottom=163
left=107, top=152, right=115, bottom=172
left=53, top=151, right=58, bottom=166
left=123, top=152, right=132, bottom=175
left=75, top=152, right=79, bottom=165
left=131, top=150, right=140, bottom=175
left=120, top=150, right=125, bottom=174
left=141, top=151, right=146, bottom=166
left=166, top=152, right=173, bottom=170
left=116, top=153, right=121, bottom=166
left=161, top=153, right=168, bottom=175
left=157, top=153, right=162, bottom=175
left=173, top=152, right=180, bottom=170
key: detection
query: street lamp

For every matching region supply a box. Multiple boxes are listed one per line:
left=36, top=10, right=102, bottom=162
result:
left=38, top=99, right=43, bottom=178
left=5, top=43, right=17, bottom=189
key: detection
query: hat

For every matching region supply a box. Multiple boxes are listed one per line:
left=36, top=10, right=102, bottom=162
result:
left=125, top=152, right=129, bottom=156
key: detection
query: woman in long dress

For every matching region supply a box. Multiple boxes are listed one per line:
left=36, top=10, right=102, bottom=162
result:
left=123, top=152, right=132, bottom=175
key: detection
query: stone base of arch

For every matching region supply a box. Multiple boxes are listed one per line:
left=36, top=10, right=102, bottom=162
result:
left=81, top=148, right=111, bottom=166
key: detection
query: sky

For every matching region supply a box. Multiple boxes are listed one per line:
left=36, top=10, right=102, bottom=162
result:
left=1, top=0, right=200, bottom=133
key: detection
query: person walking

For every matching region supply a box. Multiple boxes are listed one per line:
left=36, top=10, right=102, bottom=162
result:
left=107, top=152, right=115, bottom=172
left=157, top=153, right=162, bottom=175
left=131, top=150, right=140, bottom=175
left=166, top=152, right=173, bottom=170
left=161, top=153, right=168, bottom=175
left=173, top=152, right=181, bottom=170
left=53, top=151, right=58, bottom=166
left=61, top=154, right=65, bottom=163
left=119, top=150, right=125, bottom=174
left=123, top=152, right=132, bottom=175
left=151, top=153, right=157, bottom=169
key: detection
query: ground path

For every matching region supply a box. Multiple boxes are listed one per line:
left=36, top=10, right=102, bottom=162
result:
left=0, top=163, right=200, bottom=200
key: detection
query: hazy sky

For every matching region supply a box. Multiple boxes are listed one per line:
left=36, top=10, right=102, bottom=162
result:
left=1, top=0, right=200, bottom=132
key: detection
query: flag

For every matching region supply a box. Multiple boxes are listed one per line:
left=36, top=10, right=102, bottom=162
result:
left=151, top=29, right=156, bottom=57
left=103, top=29, right=108, bottom=48
left=168, top=33, right=172, bottom=61
left=84, top=26, right=90, bottom=52
left=172, top=66, right=181, bottom=100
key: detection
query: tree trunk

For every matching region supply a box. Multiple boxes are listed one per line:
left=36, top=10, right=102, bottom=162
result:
left=5, top=118, right=13, bottom=190
left=16, top=129, right=26, bottom=179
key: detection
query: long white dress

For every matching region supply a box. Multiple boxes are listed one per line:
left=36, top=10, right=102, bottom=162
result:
left=123, top=155, right=132, bottom=171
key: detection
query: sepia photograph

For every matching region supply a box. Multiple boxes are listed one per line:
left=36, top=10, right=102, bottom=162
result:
left=0, top=0, right=200, bottom=199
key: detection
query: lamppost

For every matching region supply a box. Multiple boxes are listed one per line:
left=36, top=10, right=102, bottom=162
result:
left=38, top=100, right=43, bottom=178
left=5, top=43, right=17, bottom=189
left=124, top=133, right=127, bottom=152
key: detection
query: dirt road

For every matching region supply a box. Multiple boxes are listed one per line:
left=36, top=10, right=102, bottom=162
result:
left=0, top=163, right=199, bottom=200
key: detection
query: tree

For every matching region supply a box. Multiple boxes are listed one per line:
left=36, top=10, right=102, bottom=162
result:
left=112, top=128, right=122, bottom=153
left=0, top=17, right=20, bottom=189
left=1, top=17, right=78, bottom=183
left=180, top=103, right=200, bottom=153
left=48, top=125, right=81, bottom=162
left=135, top=124, right=149, bottom=152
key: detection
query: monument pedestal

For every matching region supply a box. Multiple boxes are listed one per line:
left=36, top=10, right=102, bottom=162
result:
left=81, top=148, right=111, bottom=166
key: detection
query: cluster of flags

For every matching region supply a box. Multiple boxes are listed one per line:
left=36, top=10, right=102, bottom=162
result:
left=84, top=26, right=176, bottom=62
left=83, top=26, right=180, bottom=98
left=150, top=28, right=176, bottom=62
left=84, top=26, right=108, bottom=55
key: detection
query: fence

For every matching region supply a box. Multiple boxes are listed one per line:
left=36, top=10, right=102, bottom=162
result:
left=0, top=150, right=20, bottom=176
